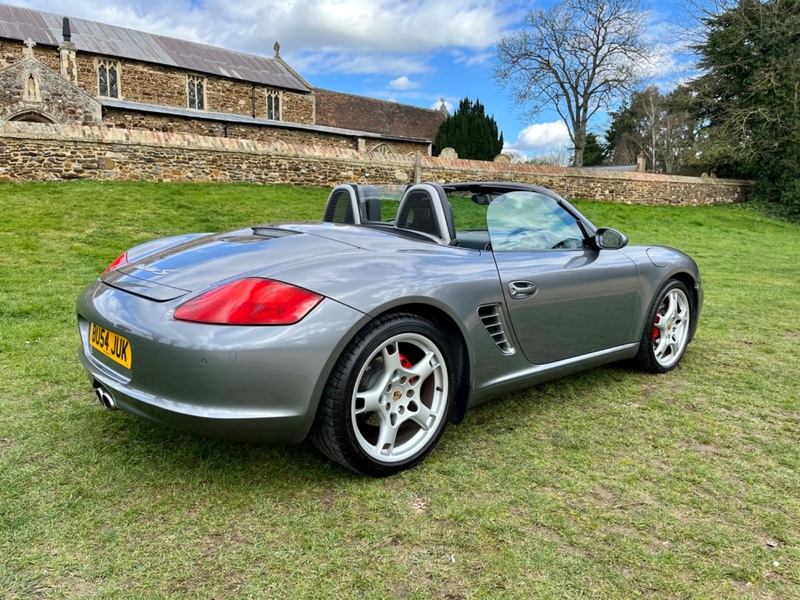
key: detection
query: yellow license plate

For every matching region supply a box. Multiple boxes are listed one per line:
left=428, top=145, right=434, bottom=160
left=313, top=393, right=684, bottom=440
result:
left=90, top=323, right=132, bottom=369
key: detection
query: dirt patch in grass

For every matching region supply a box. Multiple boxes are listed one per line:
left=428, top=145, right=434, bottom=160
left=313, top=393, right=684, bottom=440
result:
left=590, top=485, right=619, bottom=509
left=525, top=524, right=593, bottom=558
left=690, top=443, right=724, bottom=456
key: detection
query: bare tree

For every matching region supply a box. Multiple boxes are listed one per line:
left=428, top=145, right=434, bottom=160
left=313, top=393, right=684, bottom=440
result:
left=501, top=149, right=530, bottom=163
left=606, top=86, right=696, bottom=173
left=528, top=146, right=574, bottom=167
left=494, top=0, right=649, bottom=167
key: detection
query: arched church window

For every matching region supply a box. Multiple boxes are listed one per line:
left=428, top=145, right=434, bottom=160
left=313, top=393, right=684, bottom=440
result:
left=98, top=60, right=120, bottom=98
left=266, top=89, right=282, bottom=121
left=188, top=75, right=206, bottom=110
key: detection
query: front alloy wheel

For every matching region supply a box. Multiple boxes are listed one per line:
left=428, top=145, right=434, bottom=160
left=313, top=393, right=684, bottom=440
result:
left=634, top=279, right=692, bottom=373
left=312, top=313, right=455, bottom=476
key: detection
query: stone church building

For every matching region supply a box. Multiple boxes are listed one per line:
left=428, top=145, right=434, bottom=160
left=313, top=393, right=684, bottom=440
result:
left=0, top=4, right=446, bottom=155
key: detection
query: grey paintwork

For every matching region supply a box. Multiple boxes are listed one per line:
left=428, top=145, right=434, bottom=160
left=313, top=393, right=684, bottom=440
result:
left=493, top=247, right=640, bottom=364
left=76, top=181, right=703, bottom=442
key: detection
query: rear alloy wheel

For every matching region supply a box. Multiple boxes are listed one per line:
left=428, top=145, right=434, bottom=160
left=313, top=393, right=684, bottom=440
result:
left=634, top=279, right=692, bottom=373
left=312, top=313, right=455, bottom=476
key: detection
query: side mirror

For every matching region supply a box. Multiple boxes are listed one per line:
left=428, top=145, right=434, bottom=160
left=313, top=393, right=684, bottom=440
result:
left=594, top=228, right=629, bottom=250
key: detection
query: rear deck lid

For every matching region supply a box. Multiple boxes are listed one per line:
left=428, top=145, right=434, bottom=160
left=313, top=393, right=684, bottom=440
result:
left=102, top=225, right=358, bottom=300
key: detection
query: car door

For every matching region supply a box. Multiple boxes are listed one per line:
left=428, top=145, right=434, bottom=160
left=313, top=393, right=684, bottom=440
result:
left=487, top=191, right=640, bottom=365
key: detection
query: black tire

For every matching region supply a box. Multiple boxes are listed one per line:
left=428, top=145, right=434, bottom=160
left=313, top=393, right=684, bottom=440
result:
left=311, top=313, right=456, bottom=476
left=634, top=279, right=693, bottom=373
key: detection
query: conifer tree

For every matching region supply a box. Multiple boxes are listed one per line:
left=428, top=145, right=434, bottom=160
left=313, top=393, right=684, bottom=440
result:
left=435, top=98, right=504, bottom=160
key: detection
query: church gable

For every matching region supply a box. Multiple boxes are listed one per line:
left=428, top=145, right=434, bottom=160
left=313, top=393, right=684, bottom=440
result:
left=0, top=41, right=102, bottom=125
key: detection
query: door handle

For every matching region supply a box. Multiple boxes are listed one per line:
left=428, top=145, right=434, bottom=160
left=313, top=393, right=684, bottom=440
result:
left=508, top=280, right=538, bottom=299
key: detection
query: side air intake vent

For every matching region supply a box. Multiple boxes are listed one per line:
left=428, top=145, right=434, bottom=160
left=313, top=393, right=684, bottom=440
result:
left=478, top=304, right=515, bottom=354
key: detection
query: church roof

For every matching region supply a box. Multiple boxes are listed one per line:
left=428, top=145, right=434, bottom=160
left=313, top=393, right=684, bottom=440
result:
left=315, top=89, right=445, bottom=142
left=0, top=3, right=310, bottom=92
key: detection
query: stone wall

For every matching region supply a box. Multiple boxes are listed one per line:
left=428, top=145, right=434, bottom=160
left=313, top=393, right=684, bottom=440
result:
left=278, top=89, right=314, bottom=125
left=74, top=52, right=97, bottom=94
left=102, top=58, right=186, bottom=108
left=420, top=158, right=752, bottom=206
left=100, top=110, right=433, bottom=153
left=0, top=41, right=60, bottom=72
left=1, top=40, right=427, bottom=151
left=364, top=139, right=430, bottom=156
left=0, top=122, right=752, bottom=205
left=102, top=109, right=358, bottom=150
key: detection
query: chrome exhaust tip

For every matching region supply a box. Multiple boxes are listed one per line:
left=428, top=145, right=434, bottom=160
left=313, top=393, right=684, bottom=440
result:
left=94, top=385, right=117, bottom=410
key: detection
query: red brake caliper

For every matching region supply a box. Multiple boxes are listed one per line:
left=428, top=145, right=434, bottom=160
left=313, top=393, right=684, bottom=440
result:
left=653, top=313, right=662, bottom=341
left=399, top=354, right=419, bottom=384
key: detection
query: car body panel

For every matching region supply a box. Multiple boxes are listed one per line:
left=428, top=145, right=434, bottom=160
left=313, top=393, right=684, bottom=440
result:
left=619, top=245, right=704, bottom=341
left=78, top=280, right=369, bottom=442
left=493, top=248, right=640, bottom=364
left=108, top=226, right=361, bottom=295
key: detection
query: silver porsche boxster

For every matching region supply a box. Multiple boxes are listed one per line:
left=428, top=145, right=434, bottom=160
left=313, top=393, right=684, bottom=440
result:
left=77, top=181, right=702, bottom=475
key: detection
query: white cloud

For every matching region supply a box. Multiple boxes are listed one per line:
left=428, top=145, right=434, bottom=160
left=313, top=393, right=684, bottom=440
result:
left=203, top=0, right=518, bottom=75
left=290, top=50, right=431, bottom=76
left=450, top=49, right=495, bottom=68
left=507, top=121, right=571, bottom=153
left=388, top=76, right=419, bottom=91
left=640, top=9, right=700, bottom=91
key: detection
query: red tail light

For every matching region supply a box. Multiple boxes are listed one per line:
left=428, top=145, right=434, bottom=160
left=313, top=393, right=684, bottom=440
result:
left=103, top=251, right=129, bottom=274
left=174, top=278, right=323, bottom=325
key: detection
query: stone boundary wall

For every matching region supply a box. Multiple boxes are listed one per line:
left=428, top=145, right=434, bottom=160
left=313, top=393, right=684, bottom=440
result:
left=0, top=122, right=752, bottom=205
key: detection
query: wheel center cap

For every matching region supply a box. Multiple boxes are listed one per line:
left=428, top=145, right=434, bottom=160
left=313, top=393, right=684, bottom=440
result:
left=392, top=389, right=403, bottom=402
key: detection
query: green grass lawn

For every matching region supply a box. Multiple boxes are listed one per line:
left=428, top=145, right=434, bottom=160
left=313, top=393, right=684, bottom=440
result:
left=1, top=181, right=798, bottom=598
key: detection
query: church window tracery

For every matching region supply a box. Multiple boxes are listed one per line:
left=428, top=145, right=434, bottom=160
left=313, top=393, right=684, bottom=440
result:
left=188, top=75, right=206, bottom=110
left=267, top=89, right=282, bottom=121
left=97, top=60, right=120, bottom=98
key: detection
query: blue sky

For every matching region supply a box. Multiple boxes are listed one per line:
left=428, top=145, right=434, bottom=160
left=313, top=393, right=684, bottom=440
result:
left=8, top=0, right=696, bottom=158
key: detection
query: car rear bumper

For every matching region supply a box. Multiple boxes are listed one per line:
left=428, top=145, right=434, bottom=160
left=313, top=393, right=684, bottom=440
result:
left=77, top=280, right=367, bottom=443
left=85, top=376, right=313, bottom=443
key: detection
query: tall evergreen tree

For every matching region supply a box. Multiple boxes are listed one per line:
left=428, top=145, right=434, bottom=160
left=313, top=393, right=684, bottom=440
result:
left=581, top=133, right=607, bottom=166
left=604, top=100, right=639, bottom=166
left=435, top=98, right=504, bottom=161
left=690, top=0, right=800, bottom=214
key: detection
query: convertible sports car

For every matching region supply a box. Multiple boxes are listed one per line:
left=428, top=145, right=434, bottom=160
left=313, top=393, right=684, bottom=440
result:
left=77, top=181, right=702, bottom=475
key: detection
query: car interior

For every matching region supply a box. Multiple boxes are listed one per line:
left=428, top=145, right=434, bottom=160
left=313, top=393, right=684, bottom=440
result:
left=322, top=182, right=490, bottom=248
left=321, top=182, right=588, bottom=251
